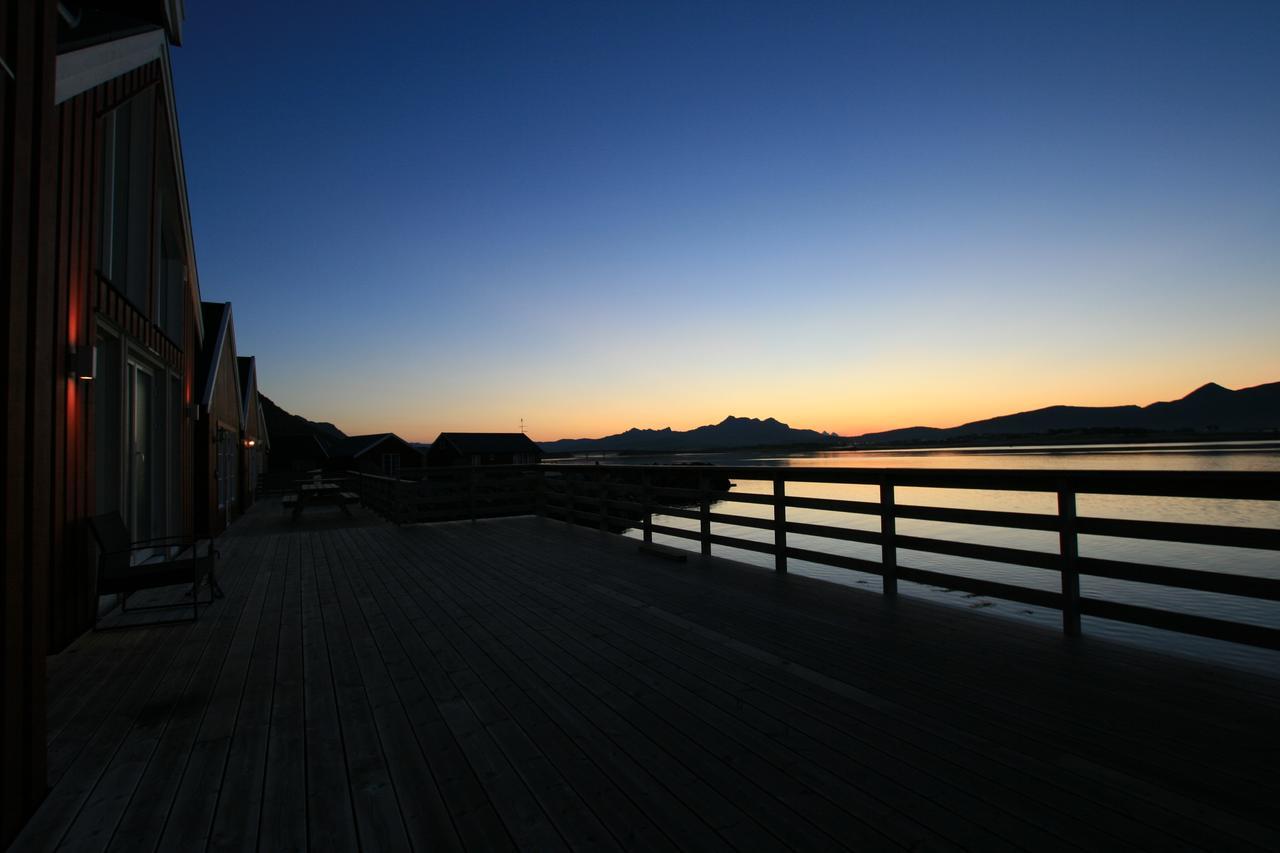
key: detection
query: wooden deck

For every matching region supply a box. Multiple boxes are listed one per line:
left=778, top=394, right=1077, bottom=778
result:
left=11, top=500, right=1280, bottom=852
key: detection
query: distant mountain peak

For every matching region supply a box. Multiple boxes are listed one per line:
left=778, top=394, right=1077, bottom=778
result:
left=1184, top=382, right=1230, bottom=399
left=856, top=380, right=1279, bottom=445
left=541, top=414, right=841, bottom=453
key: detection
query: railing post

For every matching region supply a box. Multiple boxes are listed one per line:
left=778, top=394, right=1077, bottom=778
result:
left=568, top=474, right=578, bottom=527
left=699, top=472, right=711, bottom=555
left=642, top=470, right=653, bottom=544
left=1058, top=487, right=1081, bottom=637
left=597, top=469, right=608, bottom=532
left=774, top=477, right=786, bottom=573
left=467, top=466, right=476, bottom=522
left=881, top=481, right=897, bottom=597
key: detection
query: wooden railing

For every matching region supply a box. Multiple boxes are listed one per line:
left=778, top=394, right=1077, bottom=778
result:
left=539, top=465, right=1280, bottom=650
left=348, top=466, right=539, bottom=525
left=343, top=463, right=1279, bottom=649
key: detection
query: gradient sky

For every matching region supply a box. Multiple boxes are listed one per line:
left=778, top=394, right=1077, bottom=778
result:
left=171, top=1, right=1279, bottom=442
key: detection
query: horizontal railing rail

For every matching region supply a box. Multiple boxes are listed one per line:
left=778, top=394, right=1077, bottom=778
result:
left=348, top=466, right=540, bottom=525
left=538, top=464, right=1280, bottom=650
left=341, top=462, right=1279, bottom=649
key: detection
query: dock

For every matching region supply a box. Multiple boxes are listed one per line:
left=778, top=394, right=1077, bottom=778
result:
left=11, top=500, right=1279, bottom=851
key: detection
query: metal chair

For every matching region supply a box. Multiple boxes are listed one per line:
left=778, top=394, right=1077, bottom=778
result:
left=87, top=512, right=223, bottom=628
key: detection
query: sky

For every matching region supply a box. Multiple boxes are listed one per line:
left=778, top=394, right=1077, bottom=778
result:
left=171, top=1, right=1280, bottom=442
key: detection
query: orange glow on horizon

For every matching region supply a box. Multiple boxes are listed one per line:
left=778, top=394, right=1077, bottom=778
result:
left=292, top=362, right=1278, bottom=446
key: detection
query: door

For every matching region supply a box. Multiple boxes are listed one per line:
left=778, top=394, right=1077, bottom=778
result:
left=128, top=359, right=155, bottom=543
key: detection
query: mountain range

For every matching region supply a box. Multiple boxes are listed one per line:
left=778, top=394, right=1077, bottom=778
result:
left=539, top=416, right=842, bottom=453
left=855, top=381, right=1280, bottom=446
left=260, top=380, right=1279, bottom=455
left=260, top=394, right=346, bottom=443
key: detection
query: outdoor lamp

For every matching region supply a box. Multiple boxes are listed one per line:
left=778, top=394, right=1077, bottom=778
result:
left=69, top=345, right=95, bottom=380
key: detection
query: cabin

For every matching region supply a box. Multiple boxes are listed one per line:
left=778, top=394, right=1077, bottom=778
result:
left=427, top=432, right=545, bottom=467
left=0, top=1, right=210, bottom=843
left=325, top=433, right=423, bottom=477
left=237, top=356, right=268, bottom=506
left=196, top=302, right=244, bottom=534
left=267, top=433, right=331, bottom=487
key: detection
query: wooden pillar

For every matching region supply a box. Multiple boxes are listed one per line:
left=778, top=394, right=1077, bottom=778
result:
left=467, top=466, right=476, bottom=522
left=597, top=469, right=607, bottom=532
left=773, top=477, right=787, bottom=573
left=699, top=472, right=711, bottom=555
left=0, top=0, right=58, bottom=845
left=880, top=482, right=897, bottom=597
left=641, top=470, right=652, bottom=544
left=1058, top=488, right=1081, bottom=636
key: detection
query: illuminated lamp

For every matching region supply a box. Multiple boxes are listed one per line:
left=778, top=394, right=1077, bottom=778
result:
left=244, top=438, right=256, bottom=448
left=69, top=345, right=96, bottom=380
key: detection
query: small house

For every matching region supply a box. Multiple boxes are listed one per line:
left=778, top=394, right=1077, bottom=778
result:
left=196, top=302, right=244, bottom=534
left=325, top=433, right=423, bottom=477
left=237, top=357, right=268, bottom=506
left=426, top=433, right=544, bottom=467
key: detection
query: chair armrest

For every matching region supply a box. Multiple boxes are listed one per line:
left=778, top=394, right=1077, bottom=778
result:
left=124, top=535, right=191, bottom=548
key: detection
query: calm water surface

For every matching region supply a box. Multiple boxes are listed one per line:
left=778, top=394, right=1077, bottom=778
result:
left=598, top=442, right=1280, bottom=676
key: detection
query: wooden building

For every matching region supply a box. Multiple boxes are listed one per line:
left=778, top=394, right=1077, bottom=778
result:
left=426, top=432, right=544, bottom=467
left=0, top=2, right=220, bottom=843
left=196, top=302, right=243, bottom=534
left=266, top=433, right=331, bottom=488
left=238, top=356, right=268, bottom=506
left=325, top=433, right=423, bottom=477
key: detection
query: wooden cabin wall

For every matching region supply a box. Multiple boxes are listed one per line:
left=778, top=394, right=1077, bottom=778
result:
left=240, top=389, right=262, bottom=507
left=205, top=329, right=242, bottom=533
left=196, top=415, right=215, bottom=536
left=48, top=60, right=191, bottom=649
left=1, top=1, right=58, bottom=845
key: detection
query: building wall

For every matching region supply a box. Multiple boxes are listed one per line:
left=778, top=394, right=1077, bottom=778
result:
left=199, top=329, right=242, bottom=535
left=2, top=10, right=204, bottom=843
left=240, top=388, right=263, bottom=507
left=0, top=1, right=59, bottom=844
left=52, top=59, right=196, bottom=646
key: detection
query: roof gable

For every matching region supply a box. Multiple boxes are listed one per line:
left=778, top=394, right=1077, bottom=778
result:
left=436, top=433, right=543, bottom=455
left=198, top=302, right=240, bottom=417
left=237, top=356, right=257, bottom=424
left=324, top=433, right=396, bottom=460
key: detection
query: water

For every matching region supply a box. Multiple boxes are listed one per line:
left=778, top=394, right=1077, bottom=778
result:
left=585, top=441, right=1280, bottom=676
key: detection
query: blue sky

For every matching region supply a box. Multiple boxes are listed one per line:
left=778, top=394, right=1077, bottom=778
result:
left=172, top=1, right=1279, bottom=441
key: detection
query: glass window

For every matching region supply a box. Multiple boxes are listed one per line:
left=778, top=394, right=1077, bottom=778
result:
left=383, top=453, right=401, bottom=477
left=99, top=92, right=155, bottom=312
left=94, top=330, right=123, bottom=514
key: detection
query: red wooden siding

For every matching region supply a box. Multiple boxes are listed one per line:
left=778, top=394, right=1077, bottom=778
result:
left=48, top=60, right=194, bottom=647
left=2, top=22, right=202, bottom=844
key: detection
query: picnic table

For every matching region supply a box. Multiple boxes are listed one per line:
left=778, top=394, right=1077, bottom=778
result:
left=284, top=478, right=360, bottom=520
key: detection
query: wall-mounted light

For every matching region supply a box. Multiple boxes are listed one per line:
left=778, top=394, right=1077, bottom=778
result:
left=69, top=345, right=96, bottom=380
left=244, top=439, right=256, bottom=448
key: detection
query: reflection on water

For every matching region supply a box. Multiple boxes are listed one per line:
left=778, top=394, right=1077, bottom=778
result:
left=612, top=442, right=1280, bottom=676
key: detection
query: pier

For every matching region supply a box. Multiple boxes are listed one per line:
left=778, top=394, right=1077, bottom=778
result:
left=12, top=497, right=1279, bottom=851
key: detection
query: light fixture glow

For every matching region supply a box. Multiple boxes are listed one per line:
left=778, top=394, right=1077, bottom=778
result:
left=69, top=345, right=96, bottom=380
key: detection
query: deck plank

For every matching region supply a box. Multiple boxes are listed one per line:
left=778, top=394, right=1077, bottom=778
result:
left=16, top=501, right=1280, bottom=853
left=298, top=527, right=360, bottom=851
left=309, top=526, right=414, bottom=852
left=458, top=521, right=1206, bottom=852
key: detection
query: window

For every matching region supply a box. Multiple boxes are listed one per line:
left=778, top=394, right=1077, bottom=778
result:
left=217, top=428, right=238, bottom=511
left=99, top=92, right=155, bottom=311
left=155, top=161, right=185, bottom=342
left=94, top=330, right=123, bottom=514
left=382, top=453, right=401, bottom=477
